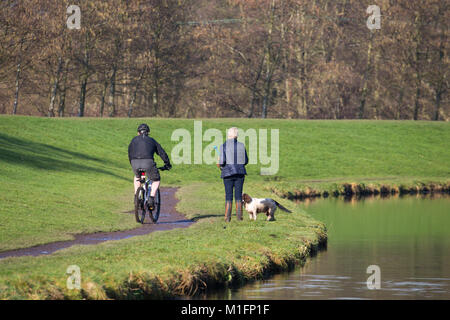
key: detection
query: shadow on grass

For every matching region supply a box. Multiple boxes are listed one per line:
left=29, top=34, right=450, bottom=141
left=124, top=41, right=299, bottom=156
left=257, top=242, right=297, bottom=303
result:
left=191, top=214, right=223, bottom=221
left=0, top=132, right=128, bottom=181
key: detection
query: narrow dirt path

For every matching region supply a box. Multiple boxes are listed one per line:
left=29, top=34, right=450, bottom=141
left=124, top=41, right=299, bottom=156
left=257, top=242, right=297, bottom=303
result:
left=0, top=188, right=193, bottom=259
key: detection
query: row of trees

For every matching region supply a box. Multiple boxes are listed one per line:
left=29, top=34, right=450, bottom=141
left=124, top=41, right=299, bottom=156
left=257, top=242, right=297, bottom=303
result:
left=0, top=0, right=448, bottom=119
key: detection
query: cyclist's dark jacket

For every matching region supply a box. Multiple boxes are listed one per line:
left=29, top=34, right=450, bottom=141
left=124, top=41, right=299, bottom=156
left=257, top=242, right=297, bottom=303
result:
left=128, top=135, right=171, bottom=165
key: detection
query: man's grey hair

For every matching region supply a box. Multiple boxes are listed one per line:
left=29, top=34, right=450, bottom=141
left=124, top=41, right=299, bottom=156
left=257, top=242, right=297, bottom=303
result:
left=227, top=127, right=238, bottom=139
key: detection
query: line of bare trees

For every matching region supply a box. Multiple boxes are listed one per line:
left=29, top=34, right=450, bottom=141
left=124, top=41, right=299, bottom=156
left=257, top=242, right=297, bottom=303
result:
left=0, top=0, right=448, bottom=120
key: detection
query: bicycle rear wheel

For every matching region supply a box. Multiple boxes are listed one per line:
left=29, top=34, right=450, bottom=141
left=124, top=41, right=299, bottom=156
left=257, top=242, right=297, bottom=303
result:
left=134, top=187, right=146, bottom=224
left=149, top=188, right=161, bottom=223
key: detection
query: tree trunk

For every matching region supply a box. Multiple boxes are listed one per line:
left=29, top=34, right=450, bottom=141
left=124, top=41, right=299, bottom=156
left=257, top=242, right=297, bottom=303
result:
left=12, top=38, right=24, bottom=115
left=249, top=55, right=265, bottom=118
left=359, top=32, right=374, bottom=119
left=300, top=51, right=308, bottom=118
left=57, top=61, right=68, bottom=117
left=58, top=87, right=66, bottom=117
left=99, top=80, right=108, bottom=117
left=78, top=36, right=90, bottom=117
left=432, top=7, right=445, bottom=121
left=78, top=76, right=88, bottom=117
left=294, top=7, right=309, bottom=119
left=413, top=12, right=423, bottom=121
left=261, top=0, right=276, bottom=119
left=108, top=66, right=117, bottom=117
left=261, top=88, right=268, bottom=118
left=396, top=90, right=404, bottom=120
left=128, top=68, right=145, bottom=118
left=433, top=90, right=441, bottom=121
left=48, top=57, right=63, bottom=117
left=153, top=82, right=158, bottom=116
left=262, top=56, right=273, bottom=119
left=12, top=62, right=21, bottom=115
left=413, top=86, right=421, bottom=121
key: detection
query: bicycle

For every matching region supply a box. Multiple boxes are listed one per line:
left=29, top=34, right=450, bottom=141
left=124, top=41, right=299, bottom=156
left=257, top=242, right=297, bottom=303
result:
left=134, top=166, right=168, bottom=224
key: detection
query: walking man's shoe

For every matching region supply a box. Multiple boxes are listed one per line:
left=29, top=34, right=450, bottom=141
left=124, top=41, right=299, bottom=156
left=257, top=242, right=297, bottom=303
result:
left=236, top=201, right=243, bottom=221
left=225, top=201, right=232, bottom=222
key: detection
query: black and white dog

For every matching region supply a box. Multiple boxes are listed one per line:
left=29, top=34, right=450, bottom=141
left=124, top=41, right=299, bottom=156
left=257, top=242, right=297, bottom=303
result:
left=242, top=193, right=292, bottom=221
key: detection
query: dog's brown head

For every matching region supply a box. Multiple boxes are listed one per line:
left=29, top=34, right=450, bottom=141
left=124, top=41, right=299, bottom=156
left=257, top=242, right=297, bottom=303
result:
left=242, top=193, right=252, bottom=204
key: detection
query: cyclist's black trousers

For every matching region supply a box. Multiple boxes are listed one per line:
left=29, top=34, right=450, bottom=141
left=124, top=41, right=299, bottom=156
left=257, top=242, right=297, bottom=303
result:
left=131, top=159, right=160, bottom=181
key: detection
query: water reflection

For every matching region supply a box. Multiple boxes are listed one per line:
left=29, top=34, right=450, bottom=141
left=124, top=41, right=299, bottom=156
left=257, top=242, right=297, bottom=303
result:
left=299, top=192, right=449, bottom=208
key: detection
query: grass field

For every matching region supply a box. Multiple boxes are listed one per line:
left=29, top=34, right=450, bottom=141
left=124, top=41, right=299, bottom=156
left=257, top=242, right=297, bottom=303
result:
left=0, top=183, right=326, bottom=299
left=0, top=116, right=448, bottom=299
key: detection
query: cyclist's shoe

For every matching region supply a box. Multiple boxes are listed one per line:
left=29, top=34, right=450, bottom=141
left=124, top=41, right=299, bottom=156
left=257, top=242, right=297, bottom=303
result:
left=148, top=196, right=155, bottom=210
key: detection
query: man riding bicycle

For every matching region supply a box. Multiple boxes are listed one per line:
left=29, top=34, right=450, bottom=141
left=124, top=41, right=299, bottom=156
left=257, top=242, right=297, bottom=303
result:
left=128, top=124, right=172, bottom=209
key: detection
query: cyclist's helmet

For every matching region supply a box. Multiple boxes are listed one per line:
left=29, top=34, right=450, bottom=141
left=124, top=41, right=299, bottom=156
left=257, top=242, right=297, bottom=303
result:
left=137, top=123, right=150, bottom=135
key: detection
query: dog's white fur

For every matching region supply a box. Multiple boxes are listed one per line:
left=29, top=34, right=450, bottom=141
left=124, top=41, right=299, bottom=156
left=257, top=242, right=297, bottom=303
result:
left=242, top=193, right=292, bottom=221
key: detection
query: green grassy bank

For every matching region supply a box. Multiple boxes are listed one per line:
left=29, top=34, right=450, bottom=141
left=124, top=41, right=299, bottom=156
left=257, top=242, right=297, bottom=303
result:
left=0, top=117, right=448, bottom=250
left=0, top=183, right=326, bottom=299
left=0, top=116, right=448, bottom=299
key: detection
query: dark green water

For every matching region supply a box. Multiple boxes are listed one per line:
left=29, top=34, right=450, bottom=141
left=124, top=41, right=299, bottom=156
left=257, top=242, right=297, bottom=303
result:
left=205, top=195, right=450, bottom=300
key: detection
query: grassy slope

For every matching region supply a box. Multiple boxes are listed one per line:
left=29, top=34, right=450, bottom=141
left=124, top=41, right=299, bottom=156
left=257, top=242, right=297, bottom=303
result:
left=0, top=117, right=448, bottom=250
left=0, top=116, right=448, bottom=299
left=0, top=183, right=326, bottom=299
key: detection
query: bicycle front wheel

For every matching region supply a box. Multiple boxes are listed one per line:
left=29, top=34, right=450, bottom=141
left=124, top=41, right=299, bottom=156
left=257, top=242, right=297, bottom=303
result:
left=149, top=188, right=161, bottom=223
left=134, top=186, right=146, bottom=224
